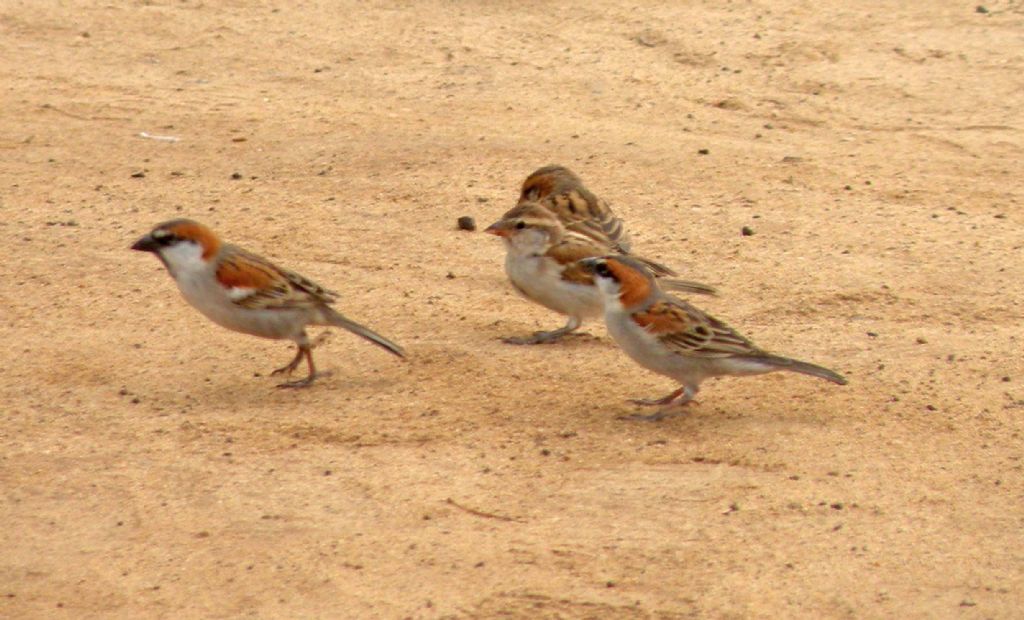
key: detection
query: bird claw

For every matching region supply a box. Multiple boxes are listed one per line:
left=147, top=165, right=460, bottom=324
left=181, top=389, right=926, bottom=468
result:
left=271, top=349, right=305, bottom=376
left=629, top=397, right=671, bottom=407
left=502, top=332, right=562, bottom=345
left=620, top=410, right=674, bottom=422
left=502, top=327, right=584, bottom=345
left=275, top=370, right=331, bottom=389
left=622, top=392, right=697, bottom=421
left=276, top=377, right=314, bottom=389
left=620, top=405, right=695, bottom=422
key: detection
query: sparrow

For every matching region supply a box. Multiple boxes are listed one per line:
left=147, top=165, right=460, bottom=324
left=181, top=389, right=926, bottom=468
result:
left=579, top=256, right=846, bottom=420
left=131, top=219, right=404, bottom=388
left=485, top=202, right=716, bottom=344
left=518, top=164, right=631, bottom=252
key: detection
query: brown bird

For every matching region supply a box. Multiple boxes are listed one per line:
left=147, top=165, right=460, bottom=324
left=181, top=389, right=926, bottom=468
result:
left=486, top=201, right=715, bottom=344
left=131, top=219, right=404, bottom=388
left=580, top=256, right=847, bottom=420
left=518, top=164, right=631, bottom=252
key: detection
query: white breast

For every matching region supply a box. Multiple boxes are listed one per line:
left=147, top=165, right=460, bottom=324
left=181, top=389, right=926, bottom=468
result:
left=159, top=243, right=306, bottom=341
left=504, top=251, right=603, bottom=319
left=604, top=308, right=708, bottom=383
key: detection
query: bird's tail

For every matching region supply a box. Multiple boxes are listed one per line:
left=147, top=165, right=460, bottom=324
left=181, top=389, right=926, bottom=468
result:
left=630, top=255, right=675, bottom=277
left=760, top=355, right=847, bottom=385
left=659, top=278, right=717, bottom=297
left=323, top=308, right=405, bottom=358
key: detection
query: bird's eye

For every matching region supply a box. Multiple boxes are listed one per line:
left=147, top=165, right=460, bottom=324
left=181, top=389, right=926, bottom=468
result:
left=595, top=263, right=612, bottom=278
left=515, top=221, right=526, bottom=230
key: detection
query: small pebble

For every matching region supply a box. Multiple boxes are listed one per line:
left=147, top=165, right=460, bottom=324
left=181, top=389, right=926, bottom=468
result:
left=741, top=226, right=755, bottom=236
left=230, top=172, right=243, bottom=180
left=130, top=171, right=145, bottom=178
left=456, top=216, right=476, bottom=231
left=975, top=5, right=989, bottom=13
left=697, top=148, right=710, bottom=155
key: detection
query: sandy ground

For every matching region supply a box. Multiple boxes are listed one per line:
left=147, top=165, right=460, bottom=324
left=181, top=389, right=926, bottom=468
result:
left=2, top=1, right=1023, bottom=618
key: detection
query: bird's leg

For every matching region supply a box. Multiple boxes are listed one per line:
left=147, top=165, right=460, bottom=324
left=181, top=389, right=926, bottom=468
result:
left=503, top=316, right=581, bottom=345
left=275, top=331, right=331, bottom=388
left=276, top=344, right=323, bottom=389
left=271, top=345, right=305, bottom=377
left=630, top=386, right=687, bottom=407
left=625, top=386, right=698, bottom=422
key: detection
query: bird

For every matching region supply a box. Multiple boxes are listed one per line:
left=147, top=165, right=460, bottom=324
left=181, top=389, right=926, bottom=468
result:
left=485, top=202, right=716, bottom=344
left=578, top=255, right=846, bottom=420
left=131, top=218, right=404, bottom=388
left=517, top=164, right=631, bottom=252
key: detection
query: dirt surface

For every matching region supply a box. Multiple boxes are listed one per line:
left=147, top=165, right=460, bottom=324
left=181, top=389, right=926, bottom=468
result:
left=2, top=1, right=1023, bottom=618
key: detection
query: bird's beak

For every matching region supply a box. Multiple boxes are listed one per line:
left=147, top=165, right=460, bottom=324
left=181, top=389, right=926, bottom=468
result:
left=484, top=220, right=510, bottom=237
left=131, top=233, right=159, bottom=253
left=577, top=257, right=600, bottom=273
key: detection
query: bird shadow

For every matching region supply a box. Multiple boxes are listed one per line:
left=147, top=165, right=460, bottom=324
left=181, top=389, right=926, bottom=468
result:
left=497, top=331, right=611, bottom=349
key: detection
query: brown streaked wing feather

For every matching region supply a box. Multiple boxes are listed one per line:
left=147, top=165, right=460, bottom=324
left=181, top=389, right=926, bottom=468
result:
left=216, top=253, right=278, bottom=291
left=545, top=232, right=609, bottom=264
left=633, top=299, right=763, bottom=358
left=277, top=265, right=339, bottom=304
left=544, top=189, right=631, bottom=252
left=217, top=248, right=337, bottom=310
left=519, top=166, right=631, bottom=250
left=545, top=233, right=608, bottom=285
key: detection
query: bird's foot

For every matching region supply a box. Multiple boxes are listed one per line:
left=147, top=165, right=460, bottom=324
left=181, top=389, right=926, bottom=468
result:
left=629, top=386, right=693, bottom=407
left=271, top=363, right=299, bottom=377
left=502, top=330, right=571, bottom=345
left=622, top=393, right=698, bottom=421
left=271, top=350, right=304, bottom=376
left=620, top=405, right=696, bottom=422
left=275, top=370, right=331, bottom=389
left=621, top=410, right=677, bottom=422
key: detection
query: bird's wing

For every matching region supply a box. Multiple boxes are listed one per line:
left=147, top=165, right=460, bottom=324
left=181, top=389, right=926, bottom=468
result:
left=544, top=232, right=610, bottom=285
left=542, top=188, right=632, bottom=253
left=215, top=247, right=338, bottom=310
left=631, top=298, right=763, bottom=358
